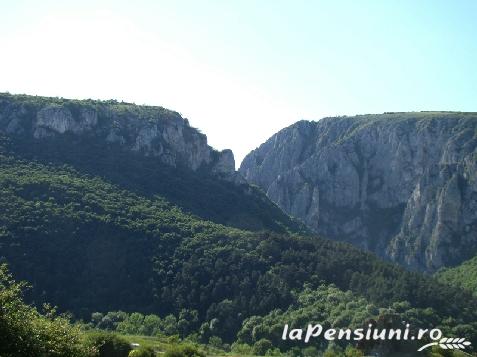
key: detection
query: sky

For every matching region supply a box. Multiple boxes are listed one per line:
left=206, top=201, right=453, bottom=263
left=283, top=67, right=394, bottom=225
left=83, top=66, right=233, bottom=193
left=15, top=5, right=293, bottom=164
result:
left=1, top=0, right=476, bottom=166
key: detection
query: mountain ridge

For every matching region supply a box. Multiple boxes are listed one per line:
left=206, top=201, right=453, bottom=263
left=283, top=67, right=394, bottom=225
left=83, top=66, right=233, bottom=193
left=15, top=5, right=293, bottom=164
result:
left=240, top=112, right=477, bottom=272
left=0, top=92, right=308, bottom=233
left=0, top=92, right=237, bottom=178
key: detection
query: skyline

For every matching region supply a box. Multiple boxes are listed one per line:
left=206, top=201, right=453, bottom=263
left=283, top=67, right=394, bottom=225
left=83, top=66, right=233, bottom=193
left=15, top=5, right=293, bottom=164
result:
left=1, top=0, right=476, bottom=165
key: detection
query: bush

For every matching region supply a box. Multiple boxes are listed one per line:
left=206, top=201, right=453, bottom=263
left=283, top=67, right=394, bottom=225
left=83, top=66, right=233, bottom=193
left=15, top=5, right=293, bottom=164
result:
left=86, top=331, right=131, bottom=357
left=208, top=336, right=223, bottom=349
left=164, top=344, right=205, bottom=357
left=231, top=342, right=253, bottom=354
left=265, top=347, right=282, bottom=356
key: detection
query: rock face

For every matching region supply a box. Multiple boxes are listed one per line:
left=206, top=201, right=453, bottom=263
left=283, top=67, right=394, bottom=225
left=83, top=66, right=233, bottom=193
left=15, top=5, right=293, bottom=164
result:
left=34, top=105, right=98, bottom=138
left=0, top=94, right=236, bottom=178
left=240, top=113, right=477, bottom=271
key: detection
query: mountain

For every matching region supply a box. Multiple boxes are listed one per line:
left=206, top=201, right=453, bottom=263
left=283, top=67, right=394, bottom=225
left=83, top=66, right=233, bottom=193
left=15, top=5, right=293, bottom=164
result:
left=240, top=112, right=477, bottom=272
left=1, top=95, right=477, bottom=352
left=0, top=93, right=304, bottom=234
left=1, top=93, right=235, bottom=175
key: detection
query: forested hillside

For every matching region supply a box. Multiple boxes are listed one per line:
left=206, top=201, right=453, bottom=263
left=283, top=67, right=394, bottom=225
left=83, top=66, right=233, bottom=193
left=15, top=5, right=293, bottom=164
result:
left=1, top=137, right=477, bottom=347
left=436, top=255, right=477, bottom=296
left=0, top=93, right=304, bottom=234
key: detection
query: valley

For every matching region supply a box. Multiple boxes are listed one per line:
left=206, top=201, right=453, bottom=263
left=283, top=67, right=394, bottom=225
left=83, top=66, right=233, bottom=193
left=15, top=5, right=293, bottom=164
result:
left=0, top=94, right=476, bottom=357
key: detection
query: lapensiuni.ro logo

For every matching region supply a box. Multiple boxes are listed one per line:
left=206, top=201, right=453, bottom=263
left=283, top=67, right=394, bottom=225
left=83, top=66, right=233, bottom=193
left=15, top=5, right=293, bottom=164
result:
left=281, top=324, right=472, bottom=352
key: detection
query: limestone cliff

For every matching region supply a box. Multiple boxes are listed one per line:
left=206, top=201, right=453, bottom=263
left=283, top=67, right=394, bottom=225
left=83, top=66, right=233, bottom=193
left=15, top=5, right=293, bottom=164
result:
left=240, top=112, right=477, bottom=271
left=0, top=93, right=236, bottom=178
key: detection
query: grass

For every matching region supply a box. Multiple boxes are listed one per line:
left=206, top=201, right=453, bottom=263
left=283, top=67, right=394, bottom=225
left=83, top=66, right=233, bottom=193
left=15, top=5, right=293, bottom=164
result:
left=82, top=330, right=236, bottom=356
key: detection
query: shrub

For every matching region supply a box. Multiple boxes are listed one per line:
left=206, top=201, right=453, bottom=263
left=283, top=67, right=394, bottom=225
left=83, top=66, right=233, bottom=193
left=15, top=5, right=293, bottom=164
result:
left=265, top=347, right=282, bottom=356
left=86, top=331, right=131, bottom=357
left=208, top=336, right=223, bottom=349
left=164, top=344, right=205, bottom=357
left=231, top=342, right=253, bottom=354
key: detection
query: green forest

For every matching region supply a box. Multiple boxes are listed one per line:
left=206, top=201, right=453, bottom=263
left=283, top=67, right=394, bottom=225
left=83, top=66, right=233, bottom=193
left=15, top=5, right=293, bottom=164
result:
left=436, top=256, right=477, bottom=296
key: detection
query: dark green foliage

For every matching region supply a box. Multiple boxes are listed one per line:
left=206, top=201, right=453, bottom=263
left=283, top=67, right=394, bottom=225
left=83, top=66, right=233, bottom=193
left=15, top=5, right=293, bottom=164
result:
left=11, top=135, right=305, bottom=234
left=85, top=331, right=131, bottom=357
left=237, top=284, right=477, bottom=353
left=0, top=264, right=90, bottom=357
left=1, top=151, right=477, bottom=344
left=435, top=255, right=477, bottom=295
left=207, top=336, right=223, bottom=349
left=88, top=310, right=197, bottom=338
left=253, top=338, right=273, bottom=355
left=303, top=346, right=321, bottom=357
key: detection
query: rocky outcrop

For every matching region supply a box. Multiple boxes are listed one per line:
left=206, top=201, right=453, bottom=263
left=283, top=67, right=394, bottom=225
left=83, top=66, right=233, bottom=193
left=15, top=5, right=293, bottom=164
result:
left=0, top=93, right=237, bottom=178
left=34, top=105, right=98, bottom=138
left=240, top=113, right=477, bottom=271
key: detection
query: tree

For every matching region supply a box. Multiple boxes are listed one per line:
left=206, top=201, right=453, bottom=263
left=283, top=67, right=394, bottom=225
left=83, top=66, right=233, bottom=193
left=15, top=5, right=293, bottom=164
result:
left=162, top=314, right=179, bottom=335
left=253, top=339, right=273, bottom=355
left=0, top=264, right=89, bottom=357
left=143, top=314, right=162, bottom=336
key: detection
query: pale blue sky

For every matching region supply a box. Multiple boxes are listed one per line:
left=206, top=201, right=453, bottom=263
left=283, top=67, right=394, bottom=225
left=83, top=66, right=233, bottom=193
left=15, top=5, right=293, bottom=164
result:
left=1, top=0, right=476, bottom=165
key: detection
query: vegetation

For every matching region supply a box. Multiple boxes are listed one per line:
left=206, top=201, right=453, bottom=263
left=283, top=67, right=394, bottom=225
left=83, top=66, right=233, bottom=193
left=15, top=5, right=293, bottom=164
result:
left=236, top=284, right=477, bottom=354
left=129, top=346, right=155, bottom=357
left=164, top=344, right=205, bottom=357
left=0, top=262, right=208, bottom=356
left=85, top=331, right=132, bottom=357
left=1, top=94, right=476, bottom=355
left=1, top=142, right=477, bottom=349
left=80, top=284, right=477, bottom=355
left=0, top=263, right=90, bottom=357
left=436, top=255, right=477, bottom=296
left=0, top=92, right=181, bottom=122
left=0, top=92, right=306, bottom=234
left=328, top=111, right=477, bottom=145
